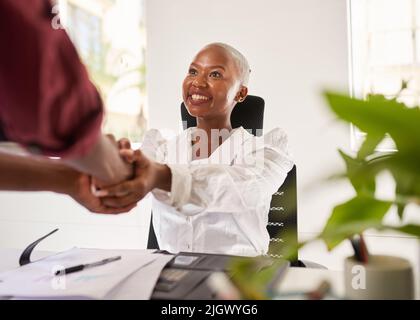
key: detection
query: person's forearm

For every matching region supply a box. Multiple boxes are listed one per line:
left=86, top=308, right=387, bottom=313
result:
left=64, top=135, right=132, bottom=186
left=154, top=163, right=172, bottom=192
left=0, top=153, right=78, bottom=195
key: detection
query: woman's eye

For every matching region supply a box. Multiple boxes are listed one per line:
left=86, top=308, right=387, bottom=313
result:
left=209, top=71, right=222, bottom=78
left=188, top=68, right=197, bottom=76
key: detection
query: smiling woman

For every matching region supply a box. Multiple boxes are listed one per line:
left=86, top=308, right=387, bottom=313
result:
left=97, top=43, right=295, bottom=257
left=183, top=43, right=250, bottom=124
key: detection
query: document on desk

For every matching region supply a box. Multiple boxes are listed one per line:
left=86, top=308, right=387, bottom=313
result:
left=0, top=248, right=163, bottom=300
left=106, top=252, right=174, bottom=300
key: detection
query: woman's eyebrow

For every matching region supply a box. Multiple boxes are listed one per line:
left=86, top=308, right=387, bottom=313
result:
left=190, top=63, right=226, bottom=71
left=208, top=65, right=226, bottom=71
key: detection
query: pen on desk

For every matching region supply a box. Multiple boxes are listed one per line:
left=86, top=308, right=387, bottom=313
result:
left=55, top=256, right=121, bottom=276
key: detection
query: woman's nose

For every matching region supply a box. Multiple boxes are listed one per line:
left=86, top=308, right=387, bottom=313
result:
left=192, top=75, right=207, bottom=88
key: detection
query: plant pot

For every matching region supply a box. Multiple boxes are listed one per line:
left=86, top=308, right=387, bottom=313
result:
left=344, top=255, right=414, bottom=300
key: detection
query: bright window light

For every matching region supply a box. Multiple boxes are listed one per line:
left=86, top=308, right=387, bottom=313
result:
left=57, top=0, right=147, bottom=143
left=349, top=0, right=420, bottom=152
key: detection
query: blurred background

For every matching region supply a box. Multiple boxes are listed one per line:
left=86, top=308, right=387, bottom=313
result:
left=58, top=0, right=148, bottom=142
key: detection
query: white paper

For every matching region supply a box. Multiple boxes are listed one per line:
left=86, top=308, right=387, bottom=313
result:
left=0, top=248, right=158, bottom=300
left=105, top=253, right=174, bottom=300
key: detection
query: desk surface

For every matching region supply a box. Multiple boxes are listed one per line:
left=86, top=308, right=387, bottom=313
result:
left=0, top=248, right=347, bottom=300
left=4, top=248, right=419, bottom=300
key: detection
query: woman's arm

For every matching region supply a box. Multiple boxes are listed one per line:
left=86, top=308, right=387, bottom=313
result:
left=157, top=147, right=293, bottom=216
left=97, top=129, right=293, bottom=215
left=93, top=149, right=171, bottom=207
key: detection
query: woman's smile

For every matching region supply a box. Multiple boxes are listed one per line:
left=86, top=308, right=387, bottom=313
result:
left=187, top=88, right=213, bottom=106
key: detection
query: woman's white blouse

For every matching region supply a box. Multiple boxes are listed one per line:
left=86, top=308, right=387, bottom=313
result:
left=141, top=126, right=294, bottom=257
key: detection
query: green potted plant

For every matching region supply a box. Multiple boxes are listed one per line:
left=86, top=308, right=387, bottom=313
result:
left=317, top=90, right=420, bottom=299
left=320, top=90, right=420, bottom=250
left=227, top=87, right=420, bottom=299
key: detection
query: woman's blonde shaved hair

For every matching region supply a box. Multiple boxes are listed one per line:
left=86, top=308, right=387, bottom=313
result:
left=204, top=43, right=250, bottom=86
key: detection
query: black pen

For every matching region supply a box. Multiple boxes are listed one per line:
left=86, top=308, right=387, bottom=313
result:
left=55, top=256, right=122, bottom=276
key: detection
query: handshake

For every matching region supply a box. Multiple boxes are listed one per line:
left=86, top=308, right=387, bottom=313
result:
left=70, top=136, right=172, bottom=215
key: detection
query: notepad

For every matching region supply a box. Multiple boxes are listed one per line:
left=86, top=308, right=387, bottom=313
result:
left=0, top=248, right=158, bottom=300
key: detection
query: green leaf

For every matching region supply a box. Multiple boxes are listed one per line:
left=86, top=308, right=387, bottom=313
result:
left=365, top=154, right=420, bottom=217
left=367, top=156, right=419, bottom=219
left=390, top=155, right=420, bottom=204
left=357, top=133, right=385, bottom=159
left=227, top=230, right=304, bottom=299
left=321, top=195, right=392, bottom=250
left=324, top=92, right=420, bottom=156
left=339, top=150, right=375, bottom=196
left=228, top=257, right=288, bottom=299
left=385, top=224, right=420, bottom=238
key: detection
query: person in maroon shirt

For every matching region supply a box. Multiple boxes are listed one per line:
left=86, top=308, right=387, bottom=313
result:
left=0, top=0, right=134, bottom=213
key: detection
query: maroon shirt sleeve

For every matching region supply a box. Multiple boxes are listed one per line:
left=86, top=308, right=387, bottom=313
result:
left=0, top=0, right=104, bottom=158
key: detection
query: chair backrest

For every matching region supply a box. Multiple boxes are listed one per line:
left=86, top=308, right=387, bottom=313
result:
left=267, top=165, right=298, bottom=260
left=148, top=95, right=298, bottom=261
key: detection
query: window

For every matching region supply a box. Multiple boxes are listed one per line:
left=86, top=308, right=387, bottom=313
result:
left=57, top=0, right=147, bottom=142
left=349, top=0, right=420, bottom=151
left=66, top=4, right=103, bottom=72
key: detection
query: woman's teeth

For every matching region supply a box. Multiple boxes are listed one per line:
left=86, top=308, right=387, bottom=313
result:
left=191, top=94, right=210, bottom=101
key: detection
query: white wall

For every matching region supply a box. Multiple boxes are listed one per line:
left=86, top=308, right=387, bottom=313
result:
left=0, top=188, right=152, bottom=252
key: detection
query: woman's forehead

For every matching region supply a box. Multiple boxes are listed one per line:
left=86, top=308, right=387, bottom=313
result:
left=191, top=46, right=237, bottom=69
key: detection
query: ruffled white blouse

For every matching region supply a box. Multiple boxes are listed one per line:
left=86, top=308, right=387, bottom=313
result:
left=141, top=126, right=294, bottom=257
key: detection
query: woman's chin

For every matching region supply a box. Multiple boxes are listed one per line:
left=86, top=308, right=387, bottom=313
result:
left=186, top=105, right=211, bottom=118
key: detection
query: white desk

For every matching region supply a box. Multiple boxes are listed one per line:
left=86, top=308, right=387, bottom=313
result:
left=0, top=248, right=347, bottom=300
left=2, top=248, right=418, bottom=300
left=0, top=248, right=172, bottom=300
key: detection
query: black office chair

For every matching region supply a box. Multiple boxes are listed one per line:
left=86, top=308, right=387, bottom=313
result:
left=147, top=95, right=323, bottom=268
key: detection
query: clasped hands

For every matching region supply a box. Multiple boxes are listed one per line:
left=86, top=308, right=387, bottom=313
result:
left=71, top=137, right=172, bottom=214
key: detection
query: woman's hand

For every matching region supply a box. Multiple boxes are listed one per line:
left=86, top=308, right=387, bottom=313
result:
left=67, top=170, right=137, bottom=214
left=96, top=149, right=172, bottom=208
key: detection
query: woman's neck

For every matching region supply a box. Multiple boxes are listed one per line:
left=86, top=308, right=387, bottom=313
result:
left=196, top=117, right=232, bottom=137
left=193, top=117, right=233, bottom=159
